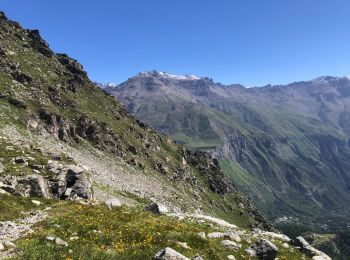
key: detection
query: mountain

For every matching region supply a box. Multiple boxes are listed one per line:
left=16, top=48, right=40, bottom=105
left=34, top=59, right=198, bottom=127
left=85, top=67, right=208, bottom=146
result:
left=105, top=71, right=350, bottom=233
left=0, top=10, right=265, bottom=230
left=0, top=11, right=324, bottom=260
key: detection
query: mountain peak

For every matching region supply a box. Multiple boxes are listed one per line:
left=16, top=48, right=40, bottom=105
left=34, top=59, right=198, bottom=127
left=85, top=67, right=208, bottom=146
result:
left=138, top=70, right=201, bottom=80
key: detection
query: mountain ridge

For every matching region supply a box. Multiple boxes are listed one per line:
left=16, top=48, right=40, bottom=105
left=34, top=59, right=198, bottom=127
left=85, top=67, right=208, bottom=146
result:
left=105, top=71, right=350, bottom=232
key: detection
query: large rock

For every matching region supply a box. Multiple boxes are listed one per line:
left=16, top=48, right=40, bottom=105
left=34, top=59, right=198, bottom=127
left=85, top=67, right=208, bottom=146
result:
left=14, top=156, right=27, bottom=164
left=50, top=165, right=93, bottom=200
left=293, top=236, right=331, bottom=260
left=246, top=239, right=278, bottom=260
left=17, top=174, right=51, bottom=198
left=0, top=163, right=93, bottom=201
left=0, top=174, right=51, bottom=198
left=312, top=256, right=329, bottom=260
left=153, top=247, right=189, bottom=260
left=226, top=231, right=241, bottom=242
left=105, top=198, right=122, bottom=208
left=145, top=203, right=168, bottom=214
left=66, top=166, right=93, bottom=200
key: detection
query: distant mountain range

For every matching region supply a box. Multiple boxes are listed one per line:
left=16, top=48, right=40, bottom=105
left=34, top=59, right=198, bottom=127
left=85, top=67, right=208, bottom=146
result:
left=102, top=71, right=350, bottom=233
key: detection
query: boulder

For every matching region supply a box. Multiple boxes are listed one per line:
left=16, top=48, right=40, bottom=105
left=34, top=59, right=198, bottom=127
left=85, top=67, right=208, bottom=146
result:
left=246, top=239, right=278, bottom=260
left=54, top=165, right=93, bottom=200
left=226, top=231, right=241, bottom=242
left=0, top=243, right=4, bottom=251
left=312, top=256, right=328, bottom=260
left=17, top=174, right=51, bottom=198
left=0, top=176, right=18, bottom=194
left=153, top=247, right=190, bottom=260
left=14, top=156, right=27, bottom=164
left=105, top=198, right=122, bottom=209
left=67, top=170, right=92, bottom=200
left=145, top=203, right=168, bottom=214
left=293, top=236, right=331, bottom=260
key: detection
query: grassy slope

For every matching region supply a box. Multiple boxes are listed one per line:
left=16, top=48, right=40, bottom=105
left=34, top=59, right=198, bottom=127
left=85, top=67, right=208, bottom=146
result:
left=0, top=194, right=54, bottom=222
left=11, top=199, right=308, bottom=260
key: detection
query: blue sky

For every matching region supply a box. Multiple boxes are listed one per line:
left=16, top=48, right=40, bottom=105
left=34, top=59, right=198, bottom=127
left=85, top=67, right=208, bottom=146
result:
left=1, top=0, right=349, bottom=86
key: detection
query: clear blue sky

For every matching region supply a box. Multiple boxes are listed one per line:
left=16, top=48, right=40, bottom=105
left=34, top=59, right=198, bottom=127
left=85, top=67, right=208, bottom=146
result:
left=1, top=0, right=349, bottom=86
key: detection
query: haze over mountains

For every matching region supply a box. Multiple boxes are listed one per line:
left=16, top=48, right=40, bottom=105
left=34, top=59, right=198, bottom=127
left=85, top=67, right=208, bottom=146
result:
left=104, top=71, right=350, bottom=233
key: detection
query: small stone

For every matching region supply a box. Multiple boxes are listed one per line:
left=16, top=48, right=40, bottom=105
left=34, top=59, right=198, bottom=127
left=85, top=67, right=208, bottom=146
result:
left=64, top=188, right=72, bottom=197
left=221, top=240, right=240, bottom=250
left=31, top=200, right=41, bottom=206
left=282, top=242, right=289, bottom=249
left=227, top=256, right=236, bottom=260
left=154, top=247, right=190, bottom=260
left=197, top=232, right=206, bottom=239
left=105, top=198, right=121, bottom=209
left=226, top=231, right=241, bottom=242
left=70, top=236, right=79, bottom=241
left=192, top=254, right=203, bottom=260
left=4, top=241, right=16, bottom=249
left=177, top=241, right=190, bottom=249
left=55, top=237, right=68, bottom=247
left=46, top=236, right=55, bottom=241
left=207, top=232, right=225, bottom=238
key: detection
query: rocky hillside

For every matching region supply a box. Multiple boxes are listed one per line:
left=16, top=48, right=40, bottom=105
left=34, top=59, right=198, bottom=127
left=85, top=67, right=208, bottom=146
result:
left=0, top=11, right=273, bottom=225
left=0, top=11, right=328, bottom=260
left=106, top=71, right=350, bottom=233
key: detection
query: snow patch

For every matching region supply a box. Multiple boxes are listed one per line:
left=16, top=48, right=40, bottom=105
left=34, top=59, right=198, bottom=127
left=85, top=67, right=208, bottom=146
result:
left=139, top=70, right=201, bottom=80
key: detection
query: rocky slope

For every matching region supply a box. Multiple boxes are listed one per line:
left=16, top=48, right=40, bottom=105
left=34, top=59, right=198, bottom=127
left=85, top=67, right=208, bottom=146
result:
left=0, top=11, right=325, bottom=259
left=106, top=71, right=350, bottom=234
